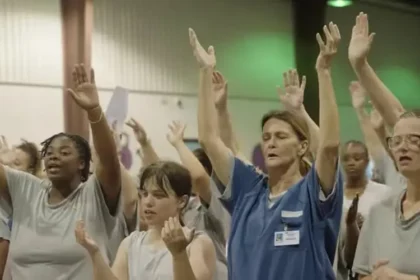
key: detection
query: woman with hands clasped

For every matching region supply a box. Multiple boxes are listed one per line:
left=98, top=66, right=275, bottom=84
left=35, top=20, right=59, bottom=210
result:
left=75, top=161, right=216, bottom=280
left=190, top=21, right=343, bottom=280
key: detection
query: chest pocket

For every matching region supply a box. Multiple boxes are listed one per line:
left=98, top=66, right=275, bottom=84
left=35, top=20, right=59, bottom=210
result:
left=277, top=211, right=306, bottom=249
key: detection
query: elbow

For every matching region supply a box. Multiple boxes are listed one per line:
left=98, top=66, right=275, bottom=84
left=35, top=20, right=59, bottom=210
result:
left=198, top=136, right=217, bottom=152
left=317, top=142, right=340, bottom=159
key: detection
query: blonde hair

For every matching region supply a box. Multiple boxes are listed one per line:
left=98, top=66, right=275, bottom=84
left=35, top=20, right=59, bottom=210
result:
left=261, top=110, right=313, bottom=175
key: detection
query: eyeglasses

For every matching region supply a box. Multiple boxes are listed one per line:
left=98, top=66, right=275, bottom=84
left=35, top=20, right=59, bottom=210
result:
left=386, top=134, right=420, bottom=150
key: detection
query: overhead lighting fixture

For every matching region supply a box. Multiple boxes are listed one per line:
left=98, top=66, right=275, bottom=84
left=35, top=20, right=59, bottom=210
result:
left=328, top=0, right=353, bottom=7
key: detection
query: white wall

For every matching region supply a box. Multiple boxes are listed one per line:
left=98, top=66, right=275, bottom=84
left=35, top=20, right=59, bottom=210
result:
left=0, top=0, right=291, bottom=173
left=92, top=0, right=293, bottom=171
left=98, top=90, right=278, bottom=172
left=0, top=0, right=63, bottom=147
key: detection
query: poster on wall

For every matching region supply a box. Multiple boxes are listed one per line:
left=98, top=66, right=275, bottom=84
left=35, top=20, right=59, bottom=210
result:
left=184, top=138, right=201, bottom=151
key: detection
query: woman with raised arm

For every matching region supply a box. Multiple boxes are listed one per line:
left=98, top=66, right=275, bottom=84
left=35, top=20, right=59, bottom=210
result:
left=75, top=161, right=216, bottom=280
left=190, top=21, right=343, bottom=280
left=0, top=64, right=121, bottom=280
left=167, top=120, right=229, bottom=279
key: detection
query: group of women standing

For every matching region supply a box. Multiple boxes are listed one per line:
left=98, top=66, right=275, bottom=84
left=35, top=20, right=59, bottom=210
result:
left=0, top=11, right=419, bottom=280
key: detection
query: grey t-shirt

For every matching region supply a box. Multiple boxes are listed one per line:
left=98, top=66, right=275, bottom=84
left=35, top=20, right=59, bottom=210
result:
left=0, top=166, right=119, bottom=280
left=352, top=190, right=420, bottom=277
left=183, top=180, right=229, bottom=280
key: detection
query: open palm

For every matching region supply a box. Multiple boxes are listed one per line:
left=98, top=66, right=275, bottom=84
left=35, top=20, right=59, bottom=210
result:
left=212, top=71, right=228, bottom=109
left=166, top=121, right=186, bottom=146
left=67, top=65, right=99, bottom=111
left=277, top=69, right=306, bottom=112
left=348, top=12, right=375, bottom=66
left=75, top=220, right=99, bottom=255
left=189, top=28, right=216, bottom=69
left=126, top=118, right=148, bottom=145
left=316, top=22, right=341, bottom=69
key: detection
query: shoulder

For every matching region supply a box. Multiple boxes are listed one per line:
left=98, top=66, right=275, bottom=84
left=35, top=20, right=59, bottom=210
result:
left=188, top=230, right=214, bottom=252
left=369, top=190, right=401, bottom=216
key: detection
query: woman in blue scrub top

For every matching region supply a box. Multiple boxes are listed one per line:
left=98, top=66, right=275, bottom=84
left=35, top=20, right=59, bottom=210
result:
left=189, top=21, right=343, bottom=280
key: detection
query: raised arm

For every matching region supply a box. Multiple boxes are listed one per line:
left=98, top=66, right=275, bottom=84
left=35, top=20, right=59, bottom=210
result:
left=277, top=70, right=320, bottom=157
left=189, top=29, right=232, bottom=186
left=167, top=121, right=212, bottom=204
left=68, top=65, right=121, bottom=211
left=213, top=71, right=239, bottom=155
left=108, top=125, right=138, bottom=230
left=126, top=118, right=159, bottom=167
left=314, top=23, right=341, bottom=195
left=349, top=81, right=384, bottom=161
left=0, top=137, right=15, bottom=203
left=348, top=13, right=404, bottom=128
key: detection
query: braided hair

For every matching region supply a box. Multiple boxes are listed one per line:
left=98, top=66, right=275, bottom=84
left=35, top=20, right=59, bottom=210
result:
left=40, top=133, right=91, bottom=182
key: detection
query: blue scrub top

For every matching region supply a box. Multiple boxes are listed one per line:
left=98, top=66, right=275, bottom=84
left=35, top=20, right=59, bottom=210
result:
left=221, top=157, right=343, bottom=280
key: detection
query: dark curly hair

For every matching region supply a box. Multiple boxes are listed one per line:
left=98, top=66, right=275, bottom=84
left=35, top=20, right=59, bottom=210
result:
left=40, top=133, right=91, bottom=182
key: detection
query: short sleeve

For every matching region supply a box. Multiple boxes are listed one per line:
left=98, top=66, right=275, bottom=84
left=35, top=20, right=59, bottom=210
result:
left=305, top=161, right=344, bottom=220
left=85, top=175, right=122, bottom=234
left=3, top=166, right=42, bottom=208
left=219, top=156, right=265, bottom=215
left=352, top=209, right=374, bottom=276
left=205, top=181, right=231, bottom=240
left=0, top=219, right=10, bottom=241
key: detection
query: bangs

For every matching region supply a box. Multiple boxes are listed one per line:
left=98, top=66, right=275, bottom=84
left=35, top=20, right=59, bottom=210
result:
left=139, top=163, right=173, bottom=196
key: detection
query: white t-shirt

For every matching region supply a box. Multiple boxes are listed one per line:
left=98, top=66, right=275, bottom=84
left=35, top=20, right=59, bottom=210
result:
left=336, top=180, right=391, bottom=280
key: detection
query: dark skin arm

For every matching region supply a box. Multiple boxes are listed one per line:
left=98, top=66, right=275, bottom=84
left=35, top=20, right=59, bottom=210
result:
left=0, top=239, right=9, bottom=279
left=68, top=65, right=121, bottom=213
left=344, top=195, right=360, bottom=268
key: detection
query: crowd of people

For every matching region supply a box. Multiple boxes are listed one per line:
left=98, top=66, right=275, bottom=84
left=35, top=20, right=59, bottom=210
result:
left=0, top=11, right=419, bottom=280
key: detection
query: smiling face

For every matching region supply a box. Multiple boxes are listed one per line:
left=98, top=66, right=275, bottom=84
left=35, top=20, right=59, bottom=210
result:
left=390, top=116, right=420, bottom=177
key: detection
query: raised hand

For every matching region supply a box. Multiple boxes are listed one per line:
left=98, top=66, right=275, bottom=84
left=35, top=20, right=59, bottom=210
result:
left=315, top=22, right=341, bottom=69
left=74, top=220, right=99, bottom=255
left=349, top=12, right=375, bottom=67
left=162, top=216, right=195, bottom=256
left=189, top=28, right=216, bottom=69
left=166, top=121, right=186, bottom=146
left=346, top=194, right=359, bottom=225
left=349, top=81, right=366, bottom=109
left=212, top=71, right=228, bottom=110
left=110, top=121, right=122, bottom=153
left=67, top=65, right=99, bottom=111
left=369, top=106, right=384, bottom=130
left=0, top=136, right=15, bottom=165
left=126, top=118, right=148, bottom=145
left=277, top=69, right=306, bottom=113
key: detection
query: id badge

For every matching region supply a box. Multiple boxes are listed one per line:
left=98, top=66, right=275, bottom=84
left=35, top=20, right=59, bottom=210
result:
left=274, top=230, right=300, bottom=246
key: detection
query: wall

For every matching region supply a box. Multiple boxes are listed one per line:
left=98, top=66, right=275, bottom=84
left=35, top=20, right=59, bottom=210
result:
left=0, top=0, right=63, bottom=145
left=326, top=2, right=420, bottom=141
left=92, top=0, right=294, bottom=171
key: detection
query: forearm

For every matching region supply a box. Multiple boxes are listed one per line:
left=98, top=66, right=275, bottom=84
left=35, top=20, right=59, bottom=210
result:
left=317, top=68, right=340, bottom=149
left=139, top=140, right=159, bottom=167
left=198, top=68, right=219, bottom=146
left=89, top=107, right=120, bottom=173
left=216, top=107, right=239, bottom=154
left=344, top=222, right=360, bottom=268
left=91, top=251, right=119, bottom=280
left=173, top=142, right=212, bottom=203
left=120, top=165, right=138, bottom=225
left=353, top=62, right=404, bottom=127
left=355, top=107, right=384, bottom=158
left=172, top=251, right=197, bottom=280
left=299, top=107, right=320, bottom=157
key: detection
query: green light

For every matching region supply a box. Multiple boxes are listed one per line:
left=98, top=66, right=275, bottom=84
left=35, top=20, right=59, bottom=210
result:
left=328, top=0, right=353, bottom=8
